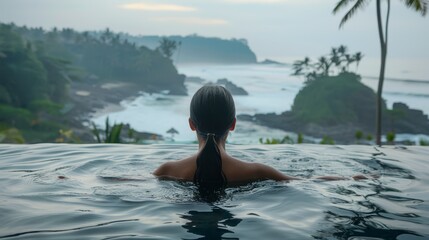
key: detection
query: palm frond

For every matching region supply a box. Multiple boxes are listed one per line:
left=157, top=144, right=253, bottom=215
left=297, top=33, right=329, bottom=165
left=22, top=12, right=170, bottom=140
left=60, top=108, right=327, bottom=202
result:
left=91, top=122, right=102, bottom=143
left=333, top=0, right=354, bottom=14
left=401, top=0, right=428, bottom=15
left=108, top=123, right=123, bottom=143
left=338, top=0, right=370, bottom=28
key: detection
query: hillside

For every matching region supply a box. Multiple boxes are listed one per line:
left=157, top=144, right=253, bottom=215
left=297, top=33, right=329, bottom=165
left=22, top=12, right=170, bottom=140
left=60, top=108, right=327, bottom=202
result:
left=121, top=34, right=258, bottom=65
left=240, top=72, right=429, bottom=142
left=0, top=23, right=186, bottom=143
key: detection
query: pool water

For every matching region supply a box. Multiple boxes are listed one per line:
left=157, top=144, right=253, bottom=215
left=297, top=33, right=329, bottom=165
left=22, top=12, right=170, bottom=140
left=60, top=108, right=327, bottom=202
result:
left=0, top=144, right=428, bottom=239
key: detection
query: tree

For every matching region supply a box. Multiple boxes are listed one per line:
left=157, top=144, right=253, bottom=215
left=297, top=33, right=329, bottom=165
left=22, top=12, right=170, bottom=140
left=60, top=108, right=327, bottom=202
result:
left=157, top=37, right=178, bottom=59
left=353, top=52, right=363, bottom=68
left=333, top=0, right=427, bottom=145
left=291, top=45, right=362, bottom=83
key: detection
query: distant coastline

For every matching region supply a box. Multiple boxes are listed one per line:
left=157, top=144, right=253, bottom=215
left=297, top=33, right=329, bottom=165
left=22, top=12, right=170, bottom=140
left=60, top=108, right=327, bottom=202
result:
left=119, top=34, right=258, bottom=65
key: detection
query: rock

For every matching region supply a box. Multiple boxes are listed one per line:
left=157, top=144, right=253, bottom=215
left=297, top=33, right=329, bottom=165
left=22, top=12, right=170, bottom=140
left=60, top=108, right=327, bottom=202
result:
left=259, top=59, right=286, bottom=65
left=216, top=78, right=248, bottom=95
left=239, top=73, right=429, bottom=143
left=185, top=76, right=206, bottom=84
left=387, top=102, right=429, bottom=134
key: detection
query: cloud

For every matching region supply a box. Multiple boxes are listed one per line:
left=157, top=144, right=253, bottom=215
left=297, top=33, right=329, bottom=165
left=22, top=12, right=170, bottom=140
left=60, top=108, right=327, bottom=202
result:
left=121, top=3, right=196, bottom=12
left=224, top=0, right=323, bottom=4
left=153, top=17, right=228, bottom=25
left=225, top=0, right=283, bottom=3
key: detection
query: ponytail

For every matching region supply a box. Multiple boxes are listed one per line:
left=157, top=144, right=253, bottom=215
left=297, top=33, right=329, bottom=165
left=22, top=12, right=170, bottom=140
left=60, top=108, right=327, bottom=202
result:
left=189, top=85, right=234, bottom=193
left=193, top=133, right=227, bottom=190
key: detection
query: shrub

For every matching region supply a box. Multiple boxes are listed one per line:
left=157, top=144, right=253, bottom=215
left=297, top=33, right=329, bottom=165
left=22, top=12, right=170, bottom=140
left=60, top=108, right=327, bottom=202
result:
left=355, top=130, right=363, bottom=140
left=0, top=104, right=33, bottom=127
left=420, top=139, right=429, bottom=146
left=366, top=134, right=373, bottom=141
left=386, top=132, right=395, bottom=143
left=320, top=136, right=335, bottom=145
left=297, top=133, right=304, bottom=144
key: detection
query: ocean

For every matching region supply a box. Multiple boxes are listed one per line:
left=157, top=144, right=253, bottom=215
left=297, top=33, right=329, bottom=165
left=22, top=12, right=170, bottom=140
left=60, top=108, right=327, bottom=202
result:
left=91, top=64, right=429, bottom=144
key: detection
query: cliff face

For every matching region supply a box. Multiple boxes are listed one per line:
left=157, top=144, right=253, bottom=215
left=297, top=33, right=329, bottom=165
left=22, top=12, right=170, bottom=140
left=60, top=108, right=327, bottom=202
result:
left=386, top=102, right=429, bottom=134
left=124, top=35, right=258, bottom=65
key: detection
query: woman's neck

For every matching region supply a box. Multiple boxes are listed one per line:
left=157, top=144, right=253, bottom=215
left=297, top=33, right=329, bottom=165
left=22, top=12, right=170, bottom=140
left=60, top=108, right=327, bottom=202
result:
left=198, top=138, right=226, bottom=151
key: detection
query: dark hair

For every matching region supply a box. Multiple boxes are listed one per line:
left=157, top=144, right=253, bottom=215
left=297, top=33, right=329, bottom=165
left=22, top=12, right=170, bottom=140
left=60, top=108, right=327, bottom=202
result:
left=190, top=85, right=235, bottom=190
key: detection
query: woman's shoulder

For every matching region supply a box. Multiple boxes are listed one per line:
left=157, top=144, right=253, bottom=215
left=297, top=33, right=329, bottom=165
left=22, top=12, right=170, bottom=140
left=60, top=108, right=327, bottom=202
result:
left=225, top=157, right=298, bottom=182
left=153, top=156, right=196, bottom=181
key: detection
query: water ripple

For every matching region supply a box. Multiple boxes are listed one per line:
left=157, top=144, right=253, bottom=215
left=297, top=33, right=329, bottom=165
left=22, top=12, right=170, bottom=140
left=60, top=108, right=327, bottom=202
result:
left=0, top=144, right=428, bottom=239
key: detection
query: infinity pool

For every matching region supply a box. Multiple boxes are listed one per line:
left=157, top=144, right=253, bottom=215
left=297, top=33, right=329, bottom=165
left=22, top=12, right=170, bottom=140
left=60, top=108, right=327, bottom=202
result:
left=0, top=144, right=428, bottom=239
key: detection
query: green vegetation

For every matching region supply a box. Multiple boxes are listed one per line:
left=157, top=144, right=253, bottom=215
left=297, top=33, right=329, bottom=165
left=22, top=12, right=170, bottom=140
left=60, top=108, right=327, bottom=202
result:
left=157, top=38, right=179, bottom=59
left=420, top=139, right=429, bottom=146
left=55, top=129, right=81, bottom=143
left=0, top=127, right=25, bottom=143
left=0, top=24, right=78, bottom=142
left=386, top=131, right=396, bottom=144
left=259, top=135, right=295, bottom=144
left=291, top=71, right=380, bottom=126
left=242, top=43, right=428, bottom=144
left=0, top=22, right=186, bottom=143
left=297, top=133, right=304, bottom=144
left=259, top=134, right=305, bottom=145
left=91, top=118, right=142, bottom=144
left=292, top=45, right=362, bottom=83
left=320, top=136, right=335, bottom=145
left=355, top=130, right=363, bottom=141
left=290, top=46, right=393, bottom=137
left=92, top=118, right=123, bottom=143
left=333, top=0, right=427, bottom=145
left=124, top=34, right=257, bottom=64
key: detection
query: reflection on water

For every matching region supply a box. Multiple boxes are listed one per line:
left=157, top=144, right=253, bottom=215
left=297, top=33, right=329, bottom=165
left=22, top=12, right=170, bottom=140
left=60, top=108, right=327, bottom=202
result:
left=0, top=144, right=428, bottom=239
left=319, top=182, right=424, bottom=239
left=181, top=207, right=242, bottom=240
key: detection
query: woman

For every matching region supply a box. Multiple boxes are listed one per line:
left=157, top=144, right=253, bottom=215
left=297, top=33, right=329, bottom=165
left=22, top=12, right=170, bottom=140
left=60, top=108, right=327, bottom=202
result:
left=154, top=85, right=365, bottom=188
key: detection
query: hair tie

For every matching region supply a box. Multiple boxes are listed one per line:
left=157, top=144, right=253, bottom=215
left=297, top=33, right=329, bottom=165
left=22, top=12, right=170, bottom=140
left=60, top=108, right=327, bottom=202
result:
left=197, top=131, right=225, bottom=138
left=206, top=133, right=216, bottom=137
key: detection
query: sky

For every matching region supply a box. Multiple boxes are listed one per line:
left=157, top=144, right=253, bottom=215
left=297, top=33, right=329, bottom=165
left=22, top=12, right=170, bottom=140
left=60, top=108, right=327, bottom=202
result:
left=1, top=0, right=428, bottom=79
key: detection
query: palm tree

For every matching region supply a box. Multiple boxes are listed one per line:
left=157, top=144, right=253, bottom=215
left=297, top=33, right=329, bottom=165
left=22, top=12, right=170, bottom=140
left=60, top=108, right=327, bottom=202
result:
left=344, top=54, right=354, bottom=71
left=337, top=45, right=347, bottom=56
left=353, top=52, right=363, bottom=69
left=330, top=48, right=341, bottom=65
left=333, top=0, right=427, bottom=146
left=292, top=57, right=311, bottom=76
left=157, top=38, right=178, bottom=59
left=292, top=61, right=304, bottom=76
left=316, top=56, right=331, bottom=76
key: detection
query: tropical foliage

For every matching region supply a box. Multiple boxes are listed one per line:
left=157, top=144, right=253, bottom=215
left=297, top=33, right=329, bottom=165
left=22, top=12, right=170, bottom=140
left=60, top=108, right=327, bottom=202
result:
left=320, top=136, right=335, bottom=145
left=92, top=118, right=124, bottom=143
left=259, top=134, right=305, bottom=144
left=91, top=118, right=143, bottom=144
left=157, top=38, right=179, bottom=59
left=292, top=45, right=363, bottom=83
left=259, top=136, right=295, bottom=144
left=386, top=131, right=396, bottom=143
left=13, top=25, right=186, bottom=93
left=332, top=0, right=427, bottom=145
left=291, top=71, right=382, bottom=126
left=0, top=24, right=78, bottom=142
left=0, top=22, right=186, bottom=143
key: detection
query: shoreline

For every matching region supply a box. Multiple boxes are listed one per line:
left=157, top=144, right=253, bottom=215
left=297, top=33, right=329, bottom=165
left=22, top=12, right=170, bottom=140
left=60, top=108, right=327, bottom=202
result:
left=66, top=80, right=162, bottom=142
left=88, top=102, right=126, bottom=119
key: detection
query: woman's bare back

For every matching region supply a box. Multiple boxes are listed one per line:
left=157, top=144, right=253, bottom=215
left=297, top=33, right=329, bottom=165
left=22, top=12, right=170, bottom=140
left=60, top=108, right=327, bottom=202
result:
left=153, top=152, right=298, bottom=184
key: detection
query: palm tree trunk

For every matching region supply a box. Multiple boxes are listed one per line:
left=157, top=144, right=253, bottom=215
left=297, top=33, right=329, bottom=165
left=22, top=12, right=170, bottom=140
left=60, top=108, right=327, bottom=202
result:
left=375, top=0, right=389, bottom=146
